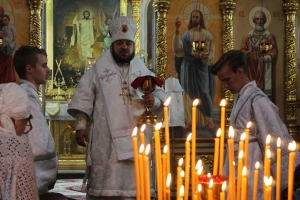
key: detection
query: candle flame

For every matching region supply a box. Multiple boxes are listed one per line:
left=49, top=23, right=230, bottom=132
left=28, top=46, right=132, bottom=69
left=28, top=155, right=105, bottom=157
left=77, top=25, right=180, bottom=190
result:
left=220, top=99, right=226, bottom=107
left=288, top=141, right=296, bottom=151
left=277, top=137, right=281, bottom=148
left=229, top=126, right=234, bottom=138
left=193, top=99, right=199, bottom=106
left=233, top=161, right=235, bottom=166
left=269, top=176, right=273, bottom=186
left=163, top=145, right=168, bottom=154
left=255, top=161, right=260, bottom=169
left=216, top=128, right=221, bottom=137
left=166, top=173, right=171, bottom=188
left=264, top=176, right=268, bottom=185
left=207, top=173, right=211, bottom=178
left=222, top=181, right=227, bottom=191
left=132, top=127, right=137, bottom=137
left=139, top=144, right=144, bottom=154
left=178, top=158, right=183, bottom=166
left=246, top=121, right=252, bottom=128
left=266, top=149, right=271, bottom=158
left=197, top=184, right=202, bottom=192
left=180, top=185, right=184, bottom=196
left=240, top=132, right=246, bottom=141
left=180, top=170, right=185, bottom=177
left=187, top=133, right=192, bottom=141
left=238, top=150, right=244, bottom=159
left=195, top=159, right=202, bottom=170
left=242, top=166, right=247, bottom=176
left=197, top=166, right=203, bottom=175
left=266, top=134, right=271, bottom=145
left=140, top=124, right=146, bottom=132
left=155, top=122, right=162, bottom=131
left=145, top=144, right=151, bottom=155
left=209, top=179, right=213, bottom=188
left=164, top=96, right=171, bottom=106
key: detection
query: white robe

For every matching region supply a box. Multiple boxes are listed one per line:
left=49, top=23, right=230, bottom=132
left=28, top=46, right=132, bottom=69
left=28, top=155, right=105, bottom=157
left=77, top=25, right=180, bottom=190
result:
left=20, top=80, right=58, bottom=194
left=224, top=81, right=300, bottom=200
left=68, top=50, right=166, bottom=198
left=0, top=131, right=39, bottom=200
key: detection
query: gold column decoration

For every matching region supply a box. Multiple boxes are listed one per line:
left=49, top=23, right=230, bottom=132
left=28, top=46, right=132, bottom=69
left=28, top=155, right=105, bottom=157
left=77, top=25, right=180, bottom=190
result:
left=27, top=0, right=44, bottom=48
left=132, top=0, right=141, bottom=54
left=219, top=0, right=236, bottom=133
left=283, top=0, right=298, bottom=136
left=153, top=0, right=170, bottom=82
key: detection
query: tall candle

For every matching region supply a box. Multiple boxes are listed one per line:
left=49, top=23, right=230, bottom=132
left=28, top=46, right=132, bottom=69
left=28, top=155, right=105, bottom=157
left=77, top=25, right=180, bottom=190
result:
left=154, top=123, right=163, bottom=200
left=265, top=149, right=271, bottom=177
left=264, top=134, right=271, bottom=176
left=253, top=162, right=260, bottom=200
left=288, top=141, right=296, bottom=200
left=162, top=146, right=168, bottom=200
left=178, top=185, right=184, bottom=200
left=144, top=144, right=151, bottom=200
left=276, top=138, right=281, bottom=200
left=244, top=122, right=252, bottom=168
left=208, top=179, right=213, bottom=200
left=140, top=124, right=146, bottom=154
left=220, top=181, right=226, bottom=200
left=237, top=150, right=244, bottom=200
left=166, top=173, right=171, bottom=200
left=184, top=133, right=192, bottom=200
left=213, top=129, right=221, bottom=175
left=138, top=145, right=145, bottom=200
left=177, top=158, right=184, bottom=198
left=219, top=99, right=226, bottom=175
left=197, top=184, right=202, bottom=200
left=192, top=99, right=199, bottom=195
left=241, top=166, right=247, bottom=200
left=131, top=127, right=141, bottom=200
left=195, top=159, right=202, bottom=187
left=164, top=97, right=171, bottom=177
left=228, top=126, right=235, bottom=200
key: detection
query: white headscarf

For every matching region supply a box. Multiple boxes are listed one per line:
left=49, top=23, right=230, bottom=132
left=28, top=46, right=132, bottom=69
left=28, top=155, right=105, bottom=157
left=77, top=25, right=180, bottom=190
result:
left=0, top=83, right=31, bottom=135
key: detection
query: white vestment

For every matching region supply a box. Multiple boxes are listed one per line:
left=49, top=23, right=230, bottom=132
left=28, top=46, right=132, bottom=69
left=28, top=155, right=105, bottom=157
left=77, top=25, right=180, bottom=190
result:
left=68, top=50, right=166, bottom=198
left=20, top=80, right=58, bottom=194
left=0, top=131, right=39, bottom=200
left=224, top=81, right=300, bottom=200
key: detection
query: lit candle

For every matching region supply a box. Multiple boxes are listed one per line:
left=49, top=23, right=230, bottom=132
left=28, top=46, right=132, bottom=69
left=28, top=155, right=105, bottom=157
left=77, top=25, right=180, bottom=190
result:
left=253, top=162, right=260, bottom=200
left=195, top=159, right=202, bottom=187
left=228, top=126, right=235, bottom=200
left=220, top=181, right=226, bottom=200
left=276, top=138, right=281, bottom=200
left=162, top=146, right=168, bottom=200
left=138, top=145, right=145, bottom=200
left=197, top=184, right=202, bottom=200
left=154, top=123, right=163, bottom=200
left=239, top=132, right=246, bottom=157
left=184, top=133, right=192, bottom=200
left=213, top=129, right=221, bottom=175
left=132, top=127, right=141, bottom=200
left=144, top=144, right=151, bottom=200
left=264, top=134, right=271, bottom=176
left=237, top=150, right=244, bottom=200
left=166, top=173, right=171, bottom=200
left=178, top=185, right=184, bottom=200
left=244, top=121, right=252, bottom=169
left=288, top=141, right=296, bottom=200
left=177, top=158, right=184, bottom=198
left=265, top=149, right=271, bottom=177
left=264, top=176, right=272, bottom=200
left=208, top=179, right=213, bottom=200
left=164, top=97, right=171, bottom=177
left=192, top=99, right=199, bottom=195
left=219, top=99, right=226, bottom=175
left=241, top=166, right=247, bottom=200
left=140, top=124, right=146, bottom=154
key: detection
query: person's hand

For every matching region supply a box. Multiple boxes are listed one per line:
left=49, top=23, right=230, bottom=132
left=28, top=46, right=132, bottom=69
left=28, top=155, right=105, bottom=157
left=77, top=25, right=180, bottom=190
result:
left=175, top=16, right=181, bottom=30
left=76, top=129, right=89, bottom=147
left=142, top=93, right=155, bottom=108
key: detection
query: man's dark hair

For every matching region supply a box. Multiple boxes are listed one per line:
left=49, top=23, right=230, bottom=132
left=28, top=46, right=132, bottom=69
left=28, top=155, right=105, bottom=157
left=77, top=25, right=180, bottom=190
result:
left=13, top=45, right=47, bottom=79
left=210, top=49, right=248, bottom=76
left=188, top=10, right=206, bottom=30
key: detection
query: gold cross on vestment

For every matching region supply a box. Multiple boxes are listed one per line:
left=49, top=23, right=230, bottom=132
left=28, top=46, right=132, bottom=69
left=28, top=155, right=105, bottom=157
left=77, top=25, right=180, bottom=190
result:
left=119, top=86, right=133, bottom=105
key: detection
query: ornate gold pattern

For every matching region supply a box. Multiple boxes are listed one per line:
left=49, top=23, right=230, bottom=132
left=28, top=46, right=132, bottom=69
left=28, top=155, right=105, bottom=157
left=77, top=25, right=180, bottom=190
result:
left=283, top=1, right=298, bottom=136
left=153, top=0, right=170, bottom=81
left=132, top=0, right=141, bottom=54
left=26, top=0, right=44, bottom=48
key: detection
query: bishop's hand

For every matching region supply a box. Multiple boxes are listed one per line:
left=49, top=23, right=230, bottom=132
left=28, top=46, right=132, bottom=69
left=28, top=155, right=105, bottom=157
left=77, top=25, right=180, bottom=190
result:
left=76, top=129, right=89, bottom=147
left=142, top=93, right=155, bottom=108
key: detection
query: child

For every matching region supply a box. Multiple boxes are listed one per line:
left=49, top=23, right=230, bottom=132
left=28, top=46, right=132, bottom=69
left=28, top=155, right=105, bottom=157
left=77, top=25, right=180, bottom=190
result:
left=0, top=14, right=17, bottom=56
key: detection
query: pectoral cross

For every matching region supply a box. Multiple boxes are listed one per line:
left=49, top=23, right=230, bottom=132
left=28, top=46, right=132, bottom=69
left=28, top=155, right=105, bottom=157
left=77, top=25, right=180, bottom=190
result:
left=119, top=85, right=133, bottom=105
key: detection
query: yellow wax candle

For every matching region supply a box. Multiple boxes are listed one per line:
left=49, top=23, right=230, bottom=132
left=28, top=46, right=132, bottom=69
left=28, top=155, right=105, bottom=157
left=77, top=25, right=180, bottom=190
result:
left=239, top=132, right=246, bottom=157
left=244, top=121, right=252, bottom=168
left=219, top=99, right=226, bottom=175
left=177, top=158, right=184, bottom=198
left=220, top=181, right=226, bottom=200
left=264, top=176, right=272, bottom=200
left=237, top=150, right=244, bottom=200
left=131, top=127, right=141, bottom=200
left=144, top=144, right=151, bottom=200
left=197, top=184, right=202, bottom=200
left=192, top=99, right=199, bottom=195
left=164, top=97, right=171, bottom=177
left=208, top=179, right=213, bottom=200
left=276, top=138, right=281, bottom=200
left=166, top=173, right=171, bottom=200
left=193, top=191, right=198, bottom=200
left=288, top=141, right=296, bottom=200
left=195, top=160, right=202, bottom=187
left=184, top=133, right=192, bottom=200
left=264, top=134, right=271, bottom=176
left=253, top=162, right=260, bottom=200
left=155, top=123, right=163, bottom=200
left=265, top=149, right=271, bottom=177
left=228, top=126, right=235, bottom=200
left=140, top=124, right=146, bottom=155
left=241, top=166, right=247, bottom=200
left=138, top=145, right=145, bottom=200
left=213, top=129, right=221, bottom=175
left=162, top=146, right=168, bottom=200
left=178, top=185, right=184, bottom=200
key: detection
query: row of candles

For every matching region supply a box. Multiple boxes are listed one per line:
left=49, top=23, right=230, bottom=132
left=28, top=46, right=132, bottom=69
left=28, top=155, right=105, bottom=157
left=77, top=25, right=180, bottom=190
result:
left=132, top=97, right=298, bottom=200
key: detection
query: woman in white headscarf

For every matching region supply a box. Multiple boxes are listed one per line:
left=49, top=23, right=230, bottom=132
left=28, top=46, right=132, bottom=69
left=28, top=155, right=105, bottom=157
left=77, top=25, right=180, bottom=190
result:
left=0, top=83, right=39, bottom=200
